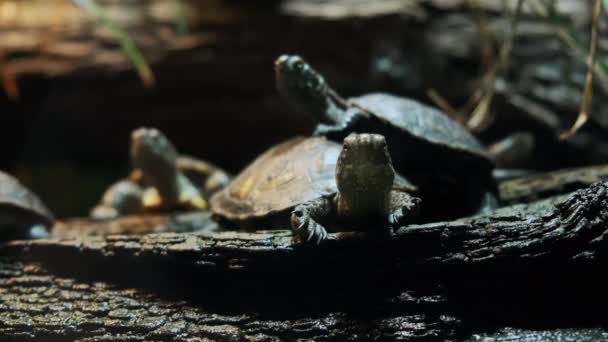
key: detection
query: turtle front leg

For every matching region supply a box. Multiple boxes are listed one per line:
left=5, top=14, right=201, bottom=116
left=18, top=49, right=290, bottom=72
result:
left=291, top=197, right=333, bottom=244
left=387, top=191, right=422, bottom=228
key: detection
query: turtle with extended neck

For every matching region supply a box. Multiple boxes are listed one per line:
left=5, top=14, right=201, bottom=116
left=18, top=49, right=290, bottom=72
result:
left=275, top=54, right=496, bottom=220
left=211, top=133, right=420, bottom=244
left=92, top=127, right=230, bottom=219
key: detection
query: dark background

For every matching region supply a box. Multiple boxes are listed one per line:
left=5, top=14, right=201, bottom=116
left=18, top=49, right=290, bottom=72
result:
left=0, top=0, right=602, bottom=217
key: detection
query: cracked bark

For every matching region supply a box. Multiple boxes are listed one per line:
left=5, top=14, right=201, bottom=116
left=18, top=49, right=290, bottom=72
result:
left=2, top=181, right=608, bottom=340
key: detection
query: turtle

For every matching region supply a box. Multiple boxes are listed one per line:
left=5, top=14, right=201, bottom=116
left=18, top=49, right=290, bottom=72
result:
left=210, top=133, right=421, bottom=244
left=91, top=127, right=230, bottom=219
left=274, top=54, right=497, bottom=219
left=0, top=171, right=54, bottom=240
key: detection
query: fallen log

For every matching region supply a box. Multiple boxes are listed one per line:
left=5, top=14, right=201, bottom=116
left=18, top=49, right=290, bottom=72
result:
left=1, top=181, right=608, bottom=340
left=0, top=259, right=460, bottom=341
left=51, top=211, right=219, bottom=238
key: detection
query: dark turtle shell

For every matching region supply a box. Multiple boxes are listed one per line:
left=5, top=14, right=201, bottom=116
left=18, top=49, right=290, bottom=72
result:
left=0, top=171, right=54, bottom=230
left=210, top=136, right=415, bottom=222
left=349, top=93, right=492, bottom=169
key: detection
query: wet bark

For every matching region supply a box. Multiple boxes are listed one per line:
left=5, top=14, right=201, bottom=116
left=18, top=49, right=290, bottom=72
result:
left=2, top=181, right=608, bottom=340
left=0, top=259, right=460, bottom=341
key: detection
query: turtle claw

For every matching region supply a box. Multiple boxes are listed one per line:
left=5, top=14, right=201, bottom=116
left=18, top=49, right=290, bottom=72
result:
left=388, top=192, right=421, bottom=227
left=388, top=212, right=399, bottom=226
left=291, top=209, right=328, bottom=244
left=313, top=225, right=328, bottom=245
left=387, top=204, right=407, bottom=227
left=304, top=221, right=326, bottom=244
left=304, top=223, right=315, bottom=242
left=307, top=221, right=328, bottom=245
left=291, top=198, right=332, bottom=244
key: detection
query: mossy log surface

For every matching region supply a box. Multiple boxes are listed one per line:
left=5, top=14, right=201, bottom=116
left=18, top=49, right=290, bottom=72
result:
left=1, top=182, right=608, bottom=340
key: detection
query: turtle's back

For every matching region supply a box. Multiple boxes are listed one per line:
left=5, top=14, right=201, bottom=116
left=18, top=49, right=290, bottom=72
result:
left=210, top=137, right=340, bottom=221
left=351, top=93, right=490, bottom=166
left=0, top=171, right=54, bottom=227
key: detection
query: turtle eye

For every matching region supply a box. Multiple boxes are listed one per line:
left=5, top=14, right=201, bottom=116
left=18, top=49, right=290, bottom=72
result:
left=276, top=55, right=289, bottom=66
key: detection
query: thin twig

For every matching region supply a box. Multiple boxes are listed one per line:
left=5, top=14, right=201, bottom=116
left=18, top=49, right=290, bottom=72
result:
left=426, top=89, right=463, bottom=121
left=560, top=0, right=602, bottom=139
left=427, top=0, right=525, bottom=131
left=466, top=0, right=525, bottom=131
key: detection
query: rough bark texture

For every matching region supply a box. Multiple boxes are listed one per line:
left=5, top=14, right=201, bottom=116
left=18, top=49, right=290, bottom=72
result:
left=0, top=259, right=459, bottom=341
left=2, top=181, right=608, bottom=340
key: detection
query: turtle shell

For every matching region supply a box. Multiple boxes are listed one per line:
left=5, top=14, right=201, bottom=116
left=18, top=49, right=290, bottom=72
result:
left=349, top=93, right=492, bottom=168
left=210, top=136, right=416, bottom=222
left=211, top=137, right=338, bottom=222
left=0, top=171, right=54, bottom=229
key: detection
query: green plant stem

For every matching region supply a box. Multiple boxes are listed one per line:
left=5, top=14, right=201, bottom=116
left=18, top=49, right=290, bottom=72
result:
left=73, top=0, right=155, bottom=87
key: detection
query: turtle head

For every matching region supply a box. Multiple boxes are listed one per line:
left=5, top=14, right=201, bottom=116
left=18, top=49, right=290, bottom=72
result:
left=130, top=127, right=207, bottom=210
left=336, top=133, right=395, bottom=214
left=275, top=55, right=342, bottom=123
left=130, top=127, right=178, bottom=171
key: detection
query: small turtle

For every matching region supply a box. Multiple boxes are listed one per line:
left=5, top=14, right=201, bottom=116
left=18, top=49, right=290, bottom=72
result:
left=275, top=55, right=496, bottom=219
left=210, top=133, right=420, bottom=243
left=91, top=127, right=230, bottom=219
left=0, top=171, right=53, bottom=240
